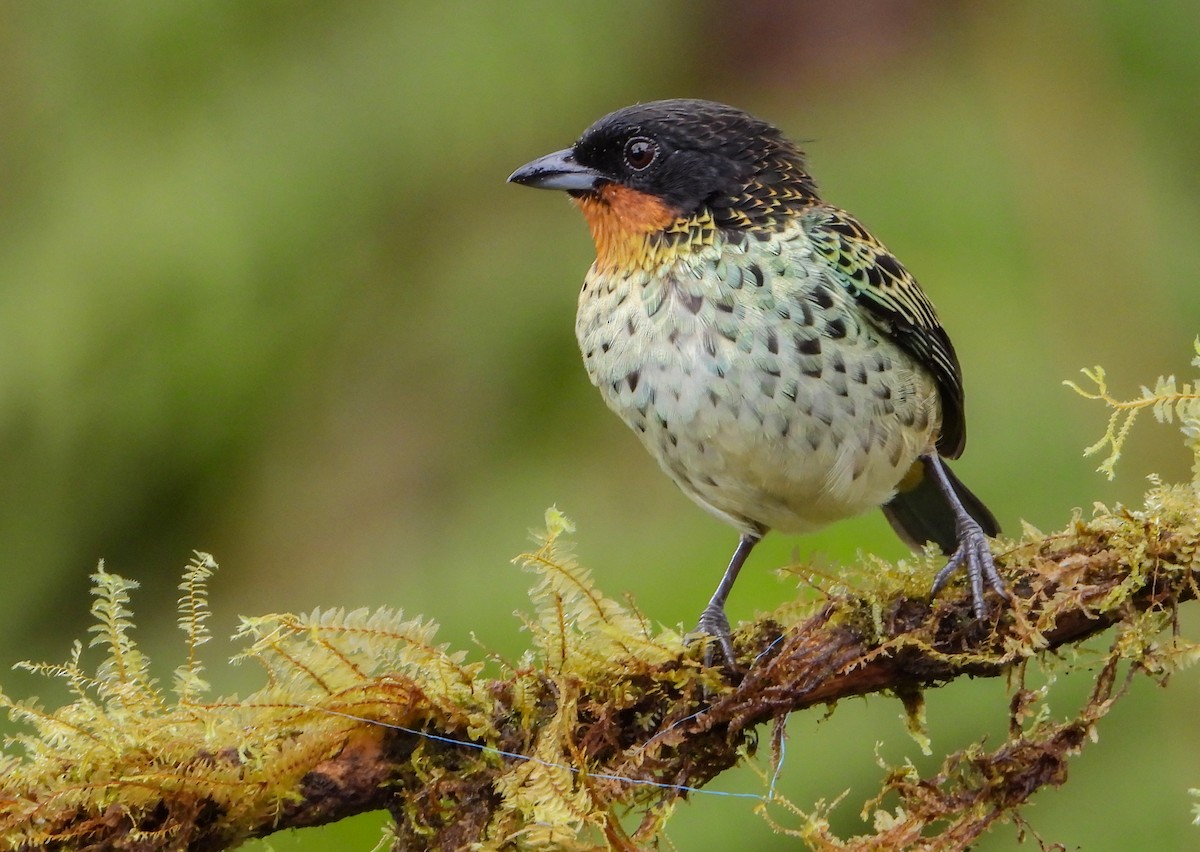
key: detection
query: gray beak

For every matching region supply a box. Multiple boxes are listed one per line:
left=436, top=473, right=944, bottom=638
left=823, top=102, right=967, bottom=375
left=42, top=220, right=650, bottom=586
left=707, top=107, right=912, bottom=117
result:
left=508, top=148, right=608, bottom=191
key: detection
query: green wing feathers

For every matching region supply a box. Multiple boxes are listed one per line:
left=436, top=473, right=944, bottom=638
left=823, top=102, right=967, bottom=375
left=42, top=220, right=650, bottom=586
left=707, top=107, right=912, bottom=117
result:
left=806, top=209, right=967, bottom=458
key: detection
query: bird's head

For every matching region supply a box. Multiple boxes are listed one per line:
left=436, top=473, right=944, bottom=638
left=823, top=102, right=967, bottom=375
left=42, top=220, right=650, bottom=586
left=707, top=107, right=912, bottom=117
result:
left=509, top=99, right=819, bottom=270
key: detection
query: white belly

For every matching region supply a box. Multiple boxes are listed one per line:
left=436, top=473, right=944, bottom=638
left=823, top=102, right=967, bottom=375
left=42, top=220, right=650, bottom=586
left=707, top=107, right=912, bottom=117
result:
left=576, top=240, right=940, bottom=535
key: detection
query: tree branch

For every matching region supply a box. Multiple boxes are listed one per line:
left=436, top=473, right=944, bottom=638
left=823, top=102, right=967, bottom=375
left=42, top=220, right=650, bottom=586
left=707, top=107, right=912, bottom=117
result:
left=4, top=485, right=1199, bottom=850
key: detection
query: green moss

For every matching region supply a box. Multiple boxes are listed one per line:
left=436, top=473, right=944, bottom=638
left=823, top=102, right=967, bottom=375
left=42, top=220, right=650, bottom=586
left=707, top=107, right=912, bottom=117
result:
left=3, top=345, right=1200, bottom=850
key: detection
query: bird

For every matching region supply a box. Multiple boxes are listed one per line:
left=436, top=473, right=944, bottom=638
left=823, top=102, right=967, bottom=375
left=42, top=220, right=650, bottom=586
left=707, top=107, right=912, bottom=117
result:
left=508, top=99, right=1005, bottom=665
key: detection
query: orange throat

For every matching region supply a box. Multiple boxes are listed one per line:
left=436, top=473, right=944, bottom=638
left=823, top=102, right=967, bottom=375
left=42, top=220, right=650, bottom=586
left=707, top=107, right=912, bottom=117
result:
left=573, top=184, right=679, bottom=271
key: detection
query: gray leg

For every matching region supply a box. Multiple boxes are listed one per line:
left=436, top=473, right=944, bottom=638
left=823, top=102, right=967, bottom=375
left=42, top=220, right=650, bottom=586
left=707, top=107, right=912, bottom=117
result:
left=925, top=454, right=1008, bottom=617
left=697, top=533, right=760, bottom=666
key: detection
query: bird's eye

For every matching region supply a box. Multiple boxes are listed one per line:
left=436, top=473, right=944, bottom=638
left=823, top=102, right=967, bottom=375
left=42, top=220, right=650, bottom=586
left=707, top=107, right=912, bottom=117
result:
left=623, top=137, right=658, bottom=171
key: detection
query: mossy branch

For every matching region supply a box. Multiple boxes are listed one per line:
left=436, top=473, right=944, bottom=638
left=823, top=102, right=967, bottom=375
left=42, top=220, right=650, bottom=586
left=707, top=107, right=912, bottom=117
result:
left=5, top=339, right=1200, bottom=850
left=1, top=485, right=1198, bottom=851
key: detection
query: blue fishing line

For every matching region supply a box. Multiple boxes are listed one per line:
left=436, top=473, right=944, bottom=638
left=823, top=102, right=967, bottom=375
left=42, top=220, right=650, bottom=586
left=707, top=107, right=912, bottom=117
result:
left=317, top=707, right=777, bottom=802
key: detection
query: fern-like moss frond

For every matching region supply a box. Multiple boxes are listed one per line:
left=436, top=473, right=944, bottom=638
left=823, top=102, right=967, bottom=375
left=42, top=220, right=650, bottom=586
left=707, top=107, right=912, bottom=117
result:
left=174, top=551, right=217, bottom=703
left=1066, top=336, right=1200, bottom=482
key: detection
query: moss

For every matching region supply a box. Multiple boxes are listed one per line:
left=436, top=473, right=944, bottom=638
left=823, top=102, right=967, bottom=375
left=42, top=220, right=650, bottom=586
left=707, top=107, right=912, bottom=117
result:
left=3, top=346, right=1200, bottom=850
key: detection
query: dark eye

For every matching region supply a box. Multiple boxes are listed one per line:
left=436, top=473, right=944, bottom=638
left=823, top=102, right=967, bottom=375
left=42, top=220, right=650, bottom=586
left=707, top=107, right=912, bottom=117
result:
left=623, top=137, right=658, bottom=171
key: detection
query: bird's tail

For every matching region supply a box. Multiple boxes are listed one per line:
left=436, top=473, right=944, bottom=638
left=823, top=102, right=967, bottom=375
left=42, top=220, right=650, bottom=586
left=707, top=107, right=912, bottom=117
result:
left=882, top=456, right=1000, bottom=554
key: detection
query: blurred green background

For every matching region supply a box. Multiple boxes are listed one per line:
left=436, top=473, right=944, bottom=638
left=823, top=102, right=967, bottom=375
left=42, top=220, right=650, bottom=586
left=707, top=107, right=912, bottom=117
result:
left=1, top=1, right=1198, bottom=849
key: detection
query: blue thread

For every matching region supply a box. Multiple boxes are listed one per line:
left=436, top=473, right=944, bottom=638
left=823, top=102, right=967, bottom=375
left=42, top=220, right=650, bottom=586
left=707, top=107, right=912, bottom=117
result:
left=767, top=714, right=788, bottom=800
left=754, top=628, right=790, bottom=664
left=316, top=707, right=773, bottom=802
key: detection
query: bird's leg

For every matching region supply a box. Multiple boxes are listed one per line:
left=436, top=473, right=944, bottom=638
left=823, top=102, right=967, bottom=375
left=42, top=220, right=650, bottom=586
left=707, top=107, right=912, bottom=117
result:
left=696, top=532, right=760, bottom=667
left=925, top=453, right=1008, bottom=617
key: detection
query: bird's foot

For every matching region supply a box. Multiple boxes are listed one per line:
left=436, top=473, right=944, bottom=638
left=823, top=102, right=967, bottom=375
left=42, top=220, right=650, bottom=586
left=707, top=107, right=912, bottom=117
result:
left=693, top=604, right=739, bottom=671
left=931, top=516, right=1008, bottom=618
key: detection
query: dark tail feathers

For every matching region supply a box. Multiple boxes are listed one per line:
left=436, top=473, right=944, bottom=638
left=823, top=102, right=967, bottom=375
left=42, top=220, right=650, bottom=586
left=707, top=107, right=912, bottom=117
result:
left=882, top=457, right=1000, bottom=555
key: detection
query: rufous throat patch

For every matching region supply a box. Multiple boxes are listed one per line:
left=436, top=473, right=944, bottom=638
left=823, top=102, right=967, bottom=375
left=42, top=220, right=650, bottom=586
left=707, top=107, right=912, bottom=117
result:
left=574, top=184, right=678, bottom=271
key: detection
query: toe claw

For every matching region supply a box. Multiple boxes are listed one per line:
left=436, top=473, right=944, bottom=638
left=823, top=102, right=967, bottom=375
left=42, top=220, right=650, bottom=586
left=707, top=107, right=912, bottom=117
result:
left=694, top=605, right=738, bottom=670
left=932, top=518, right=1006, bottom=620
left=931, top=549, right=966, bottom=595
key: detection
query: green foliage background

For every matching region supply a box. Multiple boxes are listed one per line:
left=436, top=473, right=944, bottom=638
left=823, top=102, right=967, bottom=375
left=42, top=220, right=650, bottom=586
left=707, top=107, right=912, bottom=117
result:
left=0, top=2, right=1197, bottom=849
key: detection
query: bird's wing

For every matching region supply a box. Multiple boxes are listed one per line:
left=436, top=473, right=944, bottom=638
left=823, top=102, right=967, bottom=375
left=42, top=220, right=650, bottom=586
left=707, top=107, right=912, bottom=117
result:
left=804, top=207, right=966, bottom=458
